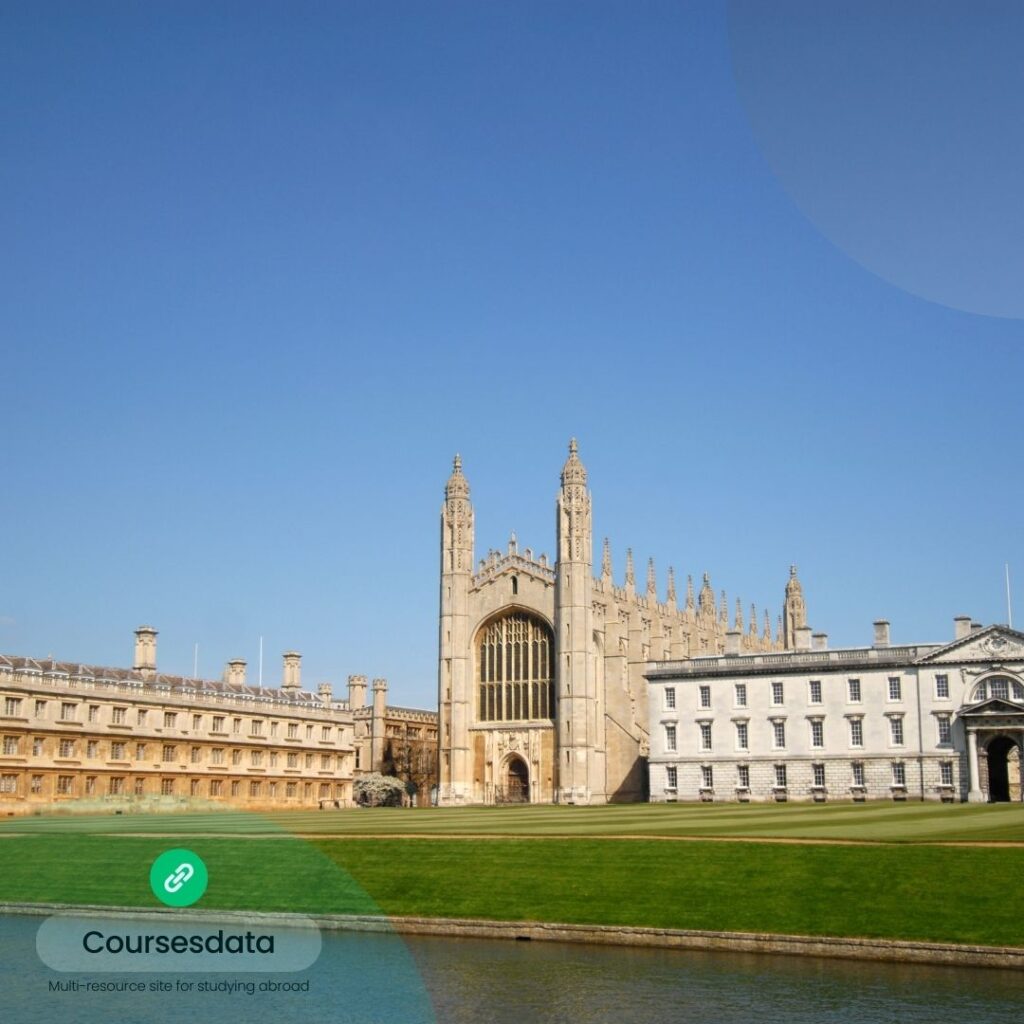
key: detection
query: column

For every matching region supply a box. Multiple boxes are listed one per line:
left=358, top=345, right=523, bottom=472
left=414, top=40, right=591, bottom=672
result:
left=966, top=729, right=984, bottom=803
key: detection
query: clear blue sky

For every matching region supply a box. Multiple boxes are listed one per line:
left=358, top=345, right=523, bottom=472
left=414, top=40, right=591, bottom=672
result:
left=2, top=2, right=1021, bottom=707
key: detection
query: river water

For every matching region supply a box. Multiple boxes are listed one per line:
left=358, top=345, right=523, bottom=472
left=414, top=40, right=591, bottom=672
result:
left=3, top=914, right=1022, bottom=1024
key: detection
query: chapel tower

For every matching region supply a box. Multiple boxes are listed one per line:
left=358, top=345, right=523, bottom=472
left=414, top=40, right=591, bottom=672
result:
left=555, top=439, right=606, bottom=803
left=438, top=454, right=474, bottom=803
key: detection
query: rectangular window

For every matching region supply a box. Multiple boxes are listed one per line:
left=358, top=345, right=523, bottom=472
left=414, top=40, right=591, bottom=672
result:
left=270, top=721, right=279, bottom=737
left=852, top=761, right=865, bottom=787
left=0, top=774, right=18, bottom=794
left=2, top=735, right=18, bottom=755
left=86, top=740, right=98, bottom=758
left=210, top=780, right=222, bottom=796
left=940, top=761, right=954, bottom=786
left=665, top=724, right=677, bottom=752
left=847, top=679, right=861, bottom=703
left=88, top=705, right=100, bottom=723
left=774, top=764, right=787, bottom=788
left=109, top=777, right=124, bottom=795
left=849, top=718, right=863, bottom=747
left=699, top=723, right=712, bottom=751
left=701, top=765, right=713, bottom=789
left=30, top=774, right=42, bottom=794
left=809, top=680, right=822, bottom=704
left=322, top=725, right=332, bottom=742
left=664, top=688, right=676, bottom=710
left=888, top=677, right=902, bottom=701
left=252, top=720, right=263, bottom=736
left=269, top=752, right=278, bottom=767
left=321, top=753, right=331, bottom=769
left=58, top=739, right=75, bottom=758
left=162, top=744, right=176, bottom=761
left=890, top=716, right=904, bottom=745
left=812, top=763, right=826, bottom=787
left=112, top=707, right=126, bottom=725
left=810, top=720, right=824, bottom=748
left=212, top=716, right=225, bottom=733
left=137, top=709, right=147, bottom=726
left=269, top=781, right=277, bottom=798
left=60, top=702, right=77, bottom=721
left=698, top=686, right=711, bottom=709
left=772, top=720, right=786, bottom=748
left=85, top=776, right=96, bottom=795
left=32, top=737, right=43, bottom=756
left=3, top=697, right=23, bottom=716
left=231, top=749, right=242, bottom=765
left=35, top=700, right=46, bottom=718
left=734, top=683, right=747, bottom=708
left=736, top=722, right=748, bottom=750
left=193, top=714, right=202, bottom=731
left=305, top=753, right=314, bottom=768
left=354, top=748, right=361, bottom=769
left=892, top=762, right=906, bottom=786
left=771, top=682, right=784, bottom=706
left=57, top=775, right=74, bottom=795
left=935, top=675, right=949, bottom=699
left=136, top=743, right=147, bottom=760
left=737, top=764, right=750, bottom=788
left=191, top=779, right=201, bottom=796
left=211, top=748, right=224, bottom=764
left=249, top=781, right=260, bottom=797
left=286, top=781, right=297, bottom=798
left=287, top=723, right=298, bottom=739
left=231, top=781, right=240, bottom=797
left=305, top=724, right=313, bottom=740
left=111, top=742, right=125, bottom=759
left=251, top=751, right=262, bottom=766
left=991, top=678, right=1009, bottom=700
left=161, top=778, right=175, bottom=795
left=937, top=716, right=951, bottom=744
left=191, top=746, right=202, bottom=764
left=134, top=777, right=145, bottom=796
left=666, top=765, right=677, bottom=789
left=233, top=718, right=242, bottom=734
left=287, top=753, right=298, bottom=768
left=164, top=712, right=177, bottom=728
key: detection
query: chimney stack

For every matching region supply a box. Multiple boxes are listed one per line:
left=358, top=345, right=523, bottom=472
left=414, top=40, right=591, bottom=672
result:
left=226, top=659, right=247, bottom=686
left=812, top=632, right=828, bottom=651
left=795, top=625, right=812, bottom=651
left=347, top=674, right=368, bottom=708
left=724, top=630, right=741, bottom=656
left=282, top=651, right=302, bottom=692
left=318, top=683, right=333, bottom=706
left=873, top=620, right=890, bottom=648
left=134, top=625, right=158, bottom=678
left=954, top=615, right=972, bottom=641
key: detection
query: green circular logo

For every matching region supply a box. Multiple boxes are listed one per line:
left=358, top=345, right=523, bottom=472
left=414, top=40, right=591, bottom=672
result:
left=149, top=849, right=208, bottom=907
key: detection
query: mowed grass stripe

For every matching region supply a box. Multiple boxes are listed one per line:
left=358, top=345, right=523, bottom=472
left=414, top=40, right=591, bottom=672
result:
left=0, top=834, right=1019, bottom=947
left=1, top=803, right=1022, bottom=841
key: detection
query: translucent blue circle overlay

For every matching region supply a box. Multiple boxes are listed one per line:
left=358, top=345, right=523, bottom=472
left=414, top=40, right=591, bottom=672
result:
left=728, top=0, right=1024, bottom=319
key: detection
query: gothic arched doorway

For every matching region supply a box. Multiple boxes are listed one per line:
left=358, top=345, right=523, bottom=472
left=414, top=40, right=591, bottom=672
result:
left=986, top=736, right=1018, bottom=802
left=501, top=756, right=530, bottom=803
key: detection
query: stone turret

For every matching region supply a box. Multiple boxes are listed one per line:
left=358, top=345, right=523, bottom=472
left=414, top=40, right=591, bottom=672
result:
left=783, top=565, right=808, bottom=650
left=282, top=651, right=301, bottom=692
left=134, top=626, right=157, bottom=680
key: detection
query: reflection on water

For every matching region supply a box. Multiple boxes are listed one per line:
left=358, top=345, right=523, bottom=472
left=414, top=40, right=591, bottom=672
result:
left=3, top=914, right=1023, bottom=1024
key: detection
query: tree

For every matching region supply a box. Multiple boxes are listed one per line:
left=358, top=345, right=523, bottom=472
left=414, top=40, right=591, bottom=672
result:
left=353, top=772, right=406, bottom=808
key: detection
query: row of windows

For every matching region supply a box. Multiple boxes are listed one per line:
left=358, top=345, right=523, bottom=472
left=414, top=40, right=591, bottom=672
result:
left=663, top=761, right=956, bottom=791
left=0, top=698, right=345, bottom=742
left=664, top=713, right=953, bottom=752
left=1, top=735, right=347, bottom=770
left=0, top=772, right=346, bottom=799
left=666, top=675, right=954, bottom=711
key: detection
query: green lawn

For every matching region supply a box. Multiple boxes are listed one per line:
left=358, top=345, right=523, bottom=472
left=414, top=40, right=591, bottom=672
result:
left=0, top=823, right=1021, bottom=947
left=2, top=801, right=1022, bottom=841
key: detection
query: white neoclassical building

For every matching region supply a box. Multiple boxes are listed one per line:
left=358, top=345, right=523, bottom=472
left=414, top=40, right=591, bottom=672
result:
left=647, top=619, right=1024, bottom=804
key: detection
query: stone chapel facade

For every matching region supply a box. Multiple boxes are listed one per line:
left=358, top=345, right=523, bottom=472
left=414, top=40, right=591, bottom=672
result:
left=437, top=440, right=807, bottom=805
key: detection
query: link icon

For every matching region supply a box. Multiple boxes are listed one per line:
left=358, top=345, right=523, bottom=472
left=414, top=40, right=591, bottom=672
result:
left=149, top=849, right=208, bottom=907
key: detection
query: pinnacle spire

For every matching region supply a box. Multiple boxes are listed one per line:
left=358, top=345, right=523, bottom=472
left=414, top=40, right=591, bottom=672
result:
left=560, top=437, right=587, bottom=486
left=647, top=557, right=657, bottom=598
left=601, top=537, right=612, bottom=579
left=719, top=590, right=729, bottom=626
left=625, top=548, right=635, bottom=587
left=763, top=609, right=771, bottom=640
left=667, top=567, right=677, bottom=604
left=686, top=574, right=695, bottom=610
left=735, top=597, right=744, bottom=631
left=749, top=603, right=758, bottom=636
left=445, top=452, right=470, bottom=500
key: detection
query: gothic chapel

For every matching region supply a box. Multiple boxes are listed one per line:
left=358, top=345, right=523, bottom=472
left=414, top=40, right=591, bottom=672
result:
left=437, top=441, right=807, bottom=804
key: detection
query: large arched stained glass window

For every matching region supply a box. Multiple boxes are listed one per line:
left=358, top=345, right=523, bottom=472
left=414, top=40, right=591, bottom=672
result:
left=476, top=611, right=554, bottom=722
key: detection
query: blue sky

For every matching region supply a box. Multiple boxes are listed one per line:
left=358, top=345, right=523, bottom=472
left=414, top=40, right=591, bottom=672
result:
left=2, top=2, right=1021, bottom=707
